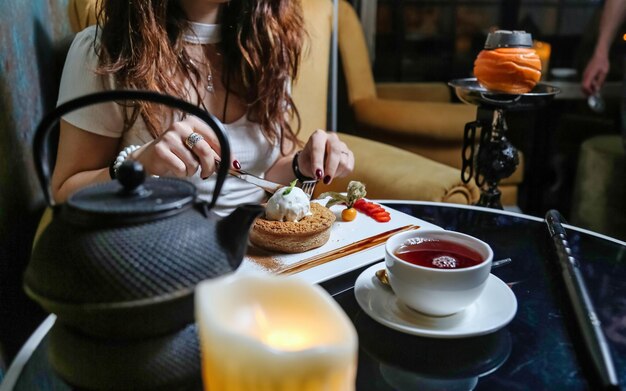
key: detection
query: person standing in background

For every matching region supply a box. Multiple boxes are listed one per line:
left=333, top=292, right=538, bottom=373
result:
left=574, top=0, right=626, bottom=240
left=581, top=0, right=626, bottom=149
left=581, top=0, right=626, bottom=97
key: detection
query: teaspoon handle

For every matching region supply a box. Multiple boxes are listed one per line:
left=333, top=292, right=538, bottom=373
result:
left=492, top=257, right=512, bottom=269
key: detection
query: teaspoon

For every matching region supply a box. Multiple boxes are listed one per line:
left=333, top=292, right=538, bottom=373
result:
left=588, top=93, right=606, bottom=114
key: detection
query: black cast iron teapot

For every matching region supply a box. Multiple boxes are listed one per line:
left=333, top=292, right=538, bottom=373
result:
left=24, top=90, right=264, bottom=338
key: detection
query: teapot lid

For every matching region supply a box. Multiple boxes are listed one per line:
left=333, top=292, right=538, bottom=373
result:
left=65, top=161, right=197, bottom=225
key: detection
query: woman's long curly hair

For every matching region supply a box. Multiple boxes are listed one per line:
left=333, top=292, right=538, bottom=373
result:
left=95, top=0, right=305, bottom=151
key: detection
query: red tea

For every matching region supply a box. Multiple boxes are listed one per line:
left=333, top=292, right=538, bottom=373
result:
left=394, top=238, right=483, bottom=269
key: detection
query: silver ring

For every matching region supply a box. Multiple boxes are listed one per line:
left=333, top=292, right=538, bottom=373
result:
left=185, top=132, right=204, bottom=150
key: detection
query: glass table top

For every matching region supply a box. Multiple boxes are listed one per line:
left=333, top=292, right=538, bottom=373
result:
left=321, top=202, right=626, bottom=390
left=4, top=202, right=626, bottom=390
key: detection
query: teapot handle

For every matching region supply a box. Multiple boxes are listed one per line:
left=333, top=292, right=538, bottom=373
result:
left=33, top=90, right=230, bottom=209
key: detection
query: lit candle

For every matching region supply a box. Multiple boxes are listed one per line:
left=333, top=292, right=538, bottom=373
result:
left=195, top=274, right=358, bottom=391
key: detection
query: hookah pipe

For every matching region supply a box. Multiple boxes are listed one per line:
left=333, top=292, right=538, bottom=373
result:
left=461, top=106, right=519, bottom=210
left=460, top=30, right=539, bottom=209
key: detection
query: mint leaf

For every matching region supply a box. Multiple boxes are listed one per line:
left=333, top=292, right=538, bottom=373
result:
left=282, top=179, right=298, bottom=196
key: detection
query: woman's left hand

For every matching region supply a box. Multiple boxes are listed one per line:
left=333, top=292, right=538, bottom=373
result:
left=298, top=129, right=355, bottom=184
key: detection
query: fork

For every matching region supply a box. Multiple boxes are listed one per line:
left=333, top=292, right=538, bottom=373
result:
left=299, top=179, right=318, bottom=199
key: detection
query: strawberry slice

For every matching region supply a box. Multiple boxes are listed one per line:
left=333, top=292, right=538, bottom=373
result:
left=353, top=199, right=391, bottom=222
left=369, top=206, right=385, bottom=214
left=354, top=198, right=367, bottom=209
left=374, top=214, right=391, bottom=222
left=371, top=211, right=389, bottom=220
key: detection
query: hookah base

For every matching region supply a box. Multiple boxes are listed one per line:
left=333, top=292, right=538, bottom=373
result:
left=477, top=187, right=503, bottom=210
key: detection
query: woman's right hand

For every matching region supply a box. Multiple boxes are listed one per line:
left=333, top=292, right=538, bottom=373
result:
left=132, top=116, right=225, bottom=179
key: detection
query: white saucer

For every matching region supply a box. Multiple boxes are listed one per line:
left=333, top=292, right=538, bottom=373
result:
left=354, top=262, right=517, bottom=338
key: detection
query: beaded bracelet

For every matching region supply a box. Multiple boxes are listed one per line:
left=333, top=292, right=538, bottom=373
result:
left=292, top=150, right=313, bottom=181
left=110, top=145, right=141, bottom=179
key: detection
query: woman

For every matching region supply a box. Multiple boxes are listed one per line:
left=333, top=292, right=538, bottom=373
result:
left=52, top=0, right=354, bottom=213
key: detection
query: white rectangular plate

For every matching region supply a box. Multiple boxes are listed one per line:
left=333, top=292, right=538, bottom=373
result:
left=237, top=201, right=442, bottom=284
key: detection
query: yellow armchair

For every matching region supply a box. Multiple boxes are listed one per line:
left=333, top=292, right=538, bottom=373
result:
left=292, top=0, right=478, bottom=203
left=337, top=0, right=522, bottom=205
left=66, top=0, right=479, bottom=204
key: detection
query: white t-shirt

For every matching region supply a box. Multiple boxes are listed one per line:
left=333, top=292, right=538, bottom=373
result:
left=57, top=24, right=281, bottom=215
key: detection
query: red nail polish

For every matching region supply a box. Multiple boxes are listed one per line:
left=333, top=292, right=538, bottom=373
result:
left=233, top=160, right=241, bottom=170
left=323, top=175, right=331, bottom=184
left=315, top=169, right=323, bottom=179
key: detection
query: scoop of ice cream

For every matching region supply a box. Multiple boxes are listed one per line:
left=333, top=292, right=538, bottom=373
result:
left=265, top=186, right=312, bottom=222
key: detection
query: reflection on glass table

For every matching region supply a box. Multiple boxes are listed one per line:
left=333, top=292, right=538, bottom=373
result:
left=322, top=201, right=626, bottom=391
left=2, top=201, right=626, bottom=391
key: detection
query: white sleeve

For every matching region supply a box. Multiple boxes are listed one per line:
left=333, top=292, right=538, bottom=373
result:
left=57, top=26, right=124, bottom=138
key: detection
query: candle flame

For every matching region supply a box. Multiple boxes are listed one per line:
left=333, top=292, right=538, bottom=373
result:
left=252, top=305, right=312, bottom=351
left=264, top=330, right=310, bottom=351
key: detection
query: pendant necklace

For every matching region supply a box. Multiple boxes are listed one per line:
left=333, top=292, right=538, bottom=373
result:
left=202, top=44, right=221, bottom=94
left=182, top=22, right=222, bottom=94
left=206, top=61, right=215, bottom=94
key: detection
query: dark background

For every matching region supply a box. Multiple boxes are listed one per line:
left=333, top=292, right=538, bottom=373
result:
left=342, top=0, right=624, bottom=220
left=1, top=0, right=624, bottom=379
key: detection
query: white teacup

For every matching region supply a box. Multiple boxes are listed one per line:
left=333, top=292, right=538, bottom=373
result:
left=385, top=229, right=493, bottom=317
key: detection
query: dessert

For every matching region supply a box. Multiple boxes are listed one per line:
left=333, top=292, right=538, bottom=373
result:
left=249, top=183, right=336, bottom=253
left=473, top=30, right=542, bottom=94
left=264, top=184, right=311, bottom=222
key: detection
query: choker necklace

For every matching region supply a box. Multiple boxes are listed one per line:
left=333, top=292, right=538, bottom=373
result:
left=184, top=22, right=221, bottom=45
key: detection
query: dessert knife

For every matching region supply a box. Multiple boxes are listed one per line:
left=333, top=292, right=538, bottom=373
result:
left=213, top=159, right=285, bottom=194
left=228, top=167, right=285, bottom=195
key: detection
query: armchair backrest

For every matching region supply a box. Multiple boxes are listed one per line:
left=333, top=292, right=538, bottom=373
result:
left=337, top=0, right=377, bottom=105
left=290, top=0, right=333, bottom=140
left=292, top=0, right=384, bottom=137
left=68, top=0, right=98, bottom=33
